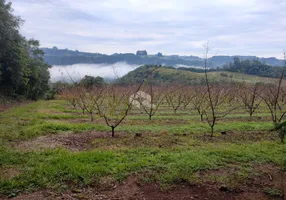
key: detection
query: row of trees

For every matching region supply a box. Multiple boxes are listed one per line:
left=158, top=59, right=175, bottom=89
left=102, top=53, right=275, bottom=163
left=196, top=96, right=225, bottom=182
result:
left=58, top=43, right=286, bottom=140
left=60, top=77, right=286, bottom=138
left=204, top=44, right=286, bottom=137
left=223, top=56, right=282, bottom=78
left=60, top=68, right=156, bottom=136
left=0, top=0, right=50, bottom=100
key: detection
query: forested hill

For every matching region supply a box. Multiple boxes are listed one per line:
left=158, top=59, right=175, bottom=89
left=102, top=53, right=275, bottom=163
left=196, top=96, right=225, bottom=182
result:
left=42, top=47, right=203, bottom=66
left=42, top=47, right=284, bottom=67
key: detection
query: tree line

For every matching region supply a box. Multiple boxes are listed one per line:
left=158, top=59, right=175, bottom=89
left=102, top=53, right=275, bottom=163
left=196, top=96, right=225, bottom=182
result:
left=0, top=0, right=50, bottom=100
left=223, top=57, right=284, bottom=78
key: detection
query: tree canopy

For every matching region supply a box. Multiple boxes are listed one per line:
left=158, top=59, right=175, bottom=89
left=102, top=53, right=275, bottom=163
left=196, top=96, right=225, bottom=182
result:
left=79, top=75, right=105, bottom=89
left=223, top=57, right=283, bottom=78
left=0, top=0, right=50, bottom=100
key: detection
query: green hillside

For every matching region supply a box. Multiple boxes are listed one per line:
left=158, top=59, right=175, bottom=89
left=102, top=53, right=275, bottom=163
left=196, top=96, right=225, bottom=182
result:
left=119, top=65, right=280, bottom=85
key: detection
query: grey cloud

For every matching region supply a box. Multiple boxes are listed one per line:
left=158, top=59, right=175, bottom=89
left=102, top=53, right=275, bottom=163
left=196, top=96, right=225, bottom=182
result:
left=10, top=0, right=286, bottom=58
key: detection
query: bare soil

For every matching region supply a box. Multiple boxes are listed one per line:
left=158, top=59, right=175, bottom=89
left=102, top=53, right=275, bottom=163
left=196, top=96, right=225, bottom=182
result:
left=12, top=131, right=117, bottom=151
left=196, top=131, right=278, bottom=143
left=2, top=164, right=285, bottom=200
left=12, top=130, right=279, bottom=152
left=0, top=167, right=21, bottom=181
left=0, top=100, right=29, bottom=113
left=198, top=163, right=286, bottom=199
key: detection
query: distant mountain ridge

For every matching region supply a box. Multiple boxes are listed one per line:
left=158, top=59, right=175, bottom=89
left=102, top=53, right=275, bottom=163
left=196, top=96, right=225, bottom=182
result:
left=42, top=47, right=284, bottom=67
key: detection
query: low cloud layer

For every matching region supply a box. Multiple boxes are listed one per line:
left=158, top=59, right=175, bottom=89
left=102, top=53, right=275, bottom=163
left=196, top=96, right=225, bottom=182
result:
left=11, top=0, right=286, bottom=58
left=49, top=62, right=139, bottom=82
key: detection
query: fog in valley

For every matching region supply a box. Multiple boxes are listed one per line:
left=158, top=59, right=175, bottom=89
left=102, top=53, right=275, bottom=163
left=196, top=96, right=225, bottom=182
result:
left=49, top=62, right=140, bottom=82
left=49, top=63, right=205, bottom=82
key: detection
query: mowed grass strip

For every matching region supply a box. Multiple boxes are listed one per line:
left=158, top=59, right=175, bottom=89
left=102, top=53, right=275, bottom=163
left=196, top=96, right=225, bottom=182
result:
left=0, top=141, right=284, bottom=195
left=0, top=119, right=274, bottom=141
left=127, top=112, right=271, bottom=120
left=0, top=100, right=276, bottom=142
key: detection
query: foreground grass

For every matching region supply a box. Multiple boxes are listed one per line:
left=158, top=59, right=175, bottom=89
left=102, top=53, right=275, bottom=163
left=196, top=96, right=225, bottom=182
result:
left=0, top=141, right=284, bottom=195
left=0, top=100, right=285, bottom=197
left=0, top=101, right=89, bottom=141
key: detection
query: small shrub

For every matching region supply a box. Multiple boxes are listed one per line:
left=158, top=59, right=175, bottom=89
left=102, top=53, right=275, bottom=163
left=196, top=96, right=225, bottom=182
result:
left=263, top=187, right=283, bottom=197
left=273, top=121, right=286, bottom=143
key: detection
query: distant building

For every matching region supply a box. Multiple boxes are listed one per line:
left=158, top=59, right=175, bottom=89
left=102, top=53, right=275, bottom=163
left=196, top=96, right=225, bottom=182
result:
left=136, top=50, right=147, bottom=56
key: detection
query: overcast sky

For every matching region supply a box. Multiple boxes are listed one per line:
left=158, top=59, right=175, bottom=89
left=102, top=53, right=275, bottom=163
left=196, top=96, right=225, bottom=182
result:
left=11, top=0, right=286, bottom=58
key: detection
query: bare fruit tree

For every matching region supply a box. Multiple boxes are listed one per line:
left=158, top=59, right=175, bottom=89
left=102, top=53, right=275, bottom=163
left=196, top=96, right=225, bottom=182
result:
left=82, top=87, right=103, bottom=121
left=165, top=85, right=186, bottom=114
left=202, top=42, right=238, bottom=136
left=74, top=86, right=88, bottom=115
left=236, top=82, right=262, bottom=120
left=94, top=85, right=136, bottom=137
left=260, top=52, right=286, bottom=123
left=61, top=87, right=78, bottom=109
left=138, top=84, right=167, bottom=120
left=93, top=67, right=156, bottom=137
left=181, top=86, right=194, bottom=110
left=189, top=85, right=208, bottom=121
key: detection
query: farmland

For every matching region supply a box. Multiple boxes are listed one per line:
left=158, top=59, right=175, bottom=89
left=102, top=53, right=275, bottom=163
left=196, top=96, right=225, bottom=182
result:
left=0, top=94, right=285, bottom=199
left=1, top=0, right=286, bottom=199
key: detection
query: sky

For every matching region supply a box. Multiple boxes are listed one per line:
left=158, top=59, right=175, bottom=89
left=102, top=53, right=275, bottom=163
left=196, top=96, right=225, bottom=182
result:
left=11, top=0, right=286, bottom=58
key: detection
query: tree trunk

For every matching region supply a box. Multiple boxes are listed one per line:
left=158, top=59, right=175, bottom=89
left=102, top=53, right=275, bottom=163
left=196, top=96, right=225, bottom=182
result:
left=111, top=126, right=115, bottom=137
left=90, top=112, right=94, bottom=121
left=249, top=112, right=253, bottom=120
left=149, top=115, right=152, bottom=120
left=210, top=125, right=214, bottom=137
left=200, top=114, right=203, bottom=121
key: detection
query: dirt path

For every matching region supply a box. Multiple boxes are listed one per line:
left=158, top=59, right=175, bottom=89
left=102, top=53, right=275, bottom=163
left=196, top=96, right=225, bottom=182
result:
left=2, top=165, right=285, bottom=200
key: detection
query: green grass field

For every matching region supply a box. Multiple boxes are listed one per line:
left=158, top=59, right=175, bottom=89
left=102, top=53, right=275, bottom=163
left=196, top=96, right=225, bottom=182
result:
left=145, top=67, right=281, bottom=84
left=0, top=100, right=285, bottom=199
